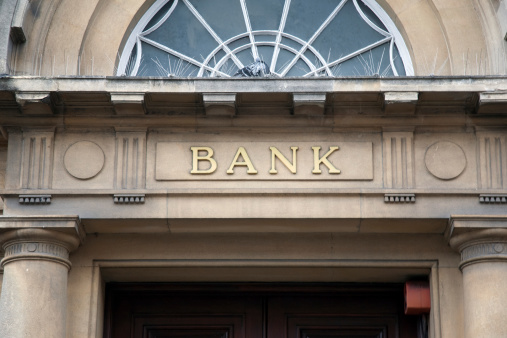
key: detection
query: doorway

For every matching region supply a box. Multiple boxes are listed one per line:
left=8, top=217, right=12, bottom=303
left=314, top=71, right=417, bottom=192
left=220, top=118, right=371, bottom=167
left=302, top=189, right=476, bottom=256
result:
left=104, top=283, right=418, bottom=338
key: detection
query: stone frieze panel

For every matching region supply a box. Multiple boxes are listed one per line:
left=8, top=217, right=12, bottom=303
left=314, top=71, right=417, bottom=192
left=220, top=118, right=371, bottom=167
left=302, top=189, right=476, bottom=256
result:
left=1, top=129, right=496, bottom=192
left=51, top=132, right=115, bottom=190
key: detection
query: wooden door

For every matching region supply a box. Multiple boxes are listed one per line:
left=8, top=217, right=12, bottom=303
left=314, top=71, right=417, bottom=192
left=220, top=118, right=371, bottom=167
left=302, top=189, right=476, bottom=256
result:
left=104, top=284, right=417, bottom=338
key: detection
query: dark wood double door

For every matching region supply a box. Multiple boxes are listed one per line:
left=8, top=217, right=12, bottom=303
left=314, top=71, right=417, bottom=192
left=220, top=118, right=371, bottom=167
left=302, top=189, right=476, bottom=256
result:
left=104, top=283, right=418, bottom=338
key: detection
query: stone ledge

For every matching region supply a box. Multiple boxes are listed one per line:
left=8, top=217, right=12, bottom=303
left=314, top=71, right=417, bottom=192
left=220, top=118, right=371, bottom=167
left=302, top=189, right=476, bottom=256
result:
left=0, top=215, right=84, bottom=242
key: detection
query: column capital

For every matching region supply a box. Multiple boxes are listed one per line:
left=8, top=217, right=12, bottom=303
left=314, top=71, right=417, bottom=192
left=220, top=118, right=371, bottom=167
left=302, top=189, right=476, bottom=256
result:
left=447, top=215, right=507, bottom=269
left=0, top=216, right=83, bottom=269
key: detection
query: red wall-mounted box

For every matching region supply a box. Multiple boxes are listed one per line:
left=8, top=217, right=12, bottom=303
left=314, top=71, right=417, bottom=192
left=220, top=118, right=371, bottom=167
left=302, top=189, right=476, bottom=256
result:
left=404, top=281, right=431, bottom=315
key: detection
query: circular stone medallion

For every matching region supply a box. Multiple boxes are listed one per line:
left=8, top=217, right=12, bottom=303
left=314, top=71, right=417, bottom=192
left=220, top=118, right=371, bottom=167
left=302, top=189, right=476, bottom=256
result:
left=424, top=141, right=466, bottom=180
left=64, top=141, right=105, bottom=179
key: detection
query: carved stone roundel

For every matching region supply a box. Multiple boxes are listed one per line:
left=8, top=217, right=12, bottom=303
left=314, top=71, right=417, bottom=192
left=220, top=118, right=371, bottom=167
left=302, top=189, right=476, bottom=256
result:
left=424, top=141, right=466, bottom=180
left=64, top=141, right=105, bottom=179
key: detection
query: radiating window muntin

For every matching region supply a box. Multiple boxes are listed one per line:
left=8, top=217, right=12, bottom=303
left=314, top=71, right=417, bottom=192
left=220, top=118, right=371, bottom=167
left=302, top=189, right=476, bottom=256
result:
left=118, top=0, right=413, bottom=77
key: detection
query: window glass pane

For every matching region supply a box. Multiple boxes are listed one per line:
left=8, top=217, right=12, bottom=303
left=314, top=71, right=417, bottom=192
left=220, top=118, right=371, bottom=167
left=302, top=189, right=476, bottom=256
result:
left=235, top=49, right=255, bottom=66
left=255, top=35, right=277, bottom=42
left=286, top=58, right=311, bottom=77
left=219, top=59, right=240, bottom=75
left=144, top=2, right=219, bottom=62
left=284, top=0, right=341, bottom=41
left=257, top=46, right=275, bottom=67
left=138, top=42, right=200, bottom=77
left=145, top=0, right=175, bottom=31
left=332, top=43, right=392, bottom=76
left=245, top=0, right=285, bottom=31
left=227, top=36, right=251, bottom=52
left=356, top=0, right=388, bottom=32
left=275, top=49, right=297, bottom=73
left=208, top=49, right=227, bottom=68
left=280, top=37, right=302, bottom=51
left=312, top=0, right=385, bottom=62
left=188, top=0, right=246, bottom=40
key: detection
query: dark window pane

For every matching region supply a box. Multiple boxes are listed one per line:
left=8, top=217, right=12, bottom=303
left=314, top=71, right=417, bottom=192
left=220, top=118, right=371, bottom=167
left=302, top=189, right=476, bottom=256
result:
left=284, top=0, right=341, bottom=41
left=189, top=0, right=246, bottom=40
left=312, top=0, right=385, bottom=63
left=246, top=0, right=285, bottom=31
left=144, top=2, right=219, bottom=61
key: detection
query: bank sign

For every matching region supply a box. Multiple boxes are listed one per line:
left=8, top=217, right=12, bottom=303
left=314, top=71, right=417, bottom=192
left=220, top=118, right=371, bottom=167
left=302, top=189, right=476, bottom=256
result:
left=156, top=142, right=373, bottom=180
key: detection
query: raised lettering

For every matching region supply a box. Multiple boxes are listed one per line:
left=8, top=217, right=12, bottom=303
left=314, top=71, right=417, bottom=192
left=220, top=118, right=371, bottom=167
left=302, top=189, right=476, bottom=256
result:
left=190, top=147, right=217, bottom=174
left=269, top=146, right=298, bottom=174
left=227, top=147, right=258, bottom=175
left=312, top=146, right=340, bottom=174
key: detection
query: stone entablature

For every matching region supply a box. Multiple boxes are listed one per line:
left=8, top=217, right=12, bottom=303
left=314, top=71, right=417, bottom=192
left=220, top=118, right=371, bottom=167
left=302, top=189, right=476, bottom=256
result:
left=1, top=77, right=507, bottom=228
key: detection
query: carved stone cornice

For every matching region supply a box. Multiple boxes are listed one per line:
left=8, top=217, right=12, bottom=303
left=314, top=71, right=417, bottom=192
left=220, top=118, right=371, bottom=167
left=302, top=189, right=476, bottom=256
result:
left=448, top=216, right=507, bottom=270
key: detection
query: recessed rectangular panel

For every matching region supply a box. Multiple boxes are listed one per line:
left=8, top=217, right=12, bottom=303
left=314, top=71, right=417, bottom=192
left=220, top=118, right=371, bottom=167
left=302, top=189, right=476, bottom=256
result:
left=155, top=141, right=373, bottom=180
left=145, top=326, right=232, bottom=338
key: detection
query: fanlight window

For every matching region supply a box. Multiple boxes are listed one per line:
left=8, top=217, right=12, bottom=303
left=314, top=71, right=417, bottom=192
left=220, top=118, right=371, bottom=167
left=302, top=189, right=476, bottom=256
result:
left=118, top=0, right=413, bottom=77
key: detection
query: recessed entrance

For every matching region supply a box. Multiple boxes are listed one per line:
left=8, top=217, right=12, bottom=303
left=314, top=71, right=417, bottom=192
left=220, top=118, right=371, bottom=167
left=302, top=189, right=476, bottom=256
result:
left=104, top=283, right=418, bottom=338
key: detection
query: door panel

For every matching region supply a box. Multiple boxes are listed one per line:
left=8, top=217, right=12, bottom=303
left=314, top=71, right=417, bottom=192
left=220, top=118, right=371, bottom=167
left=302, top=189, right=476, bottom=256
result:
left=135, top=315, right=243, bottom=338
left=267, top=292, right=405, bottom=338
left=106, top=288, right=264, bottom=338
left=104, top=284, right=417, bottom=338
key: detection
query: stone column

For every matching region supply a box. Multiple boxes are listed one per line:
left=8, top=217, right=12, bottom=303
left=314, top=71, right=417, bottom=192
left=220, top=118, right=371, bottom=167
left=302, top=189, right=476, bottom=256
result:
left=0, top=216, right=83, bottom=338
left=449, top=216, right=507, bottom=338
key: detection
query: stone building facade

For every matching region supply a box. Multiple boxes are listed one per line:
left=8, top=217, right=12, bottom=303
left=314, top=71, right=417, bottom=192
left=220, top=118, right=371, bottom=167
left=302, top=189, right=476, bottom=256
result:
left=0, top=0, right=507, bottom=337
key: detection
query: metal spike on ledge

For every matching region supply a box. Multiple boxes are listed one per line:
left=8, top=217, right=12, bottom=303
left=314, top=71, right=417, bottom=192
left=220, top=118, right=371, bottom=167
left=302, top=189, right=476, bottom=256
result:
left=384, top=194, right=416, bottom=204
left=113, top=194, right=145, bottom=204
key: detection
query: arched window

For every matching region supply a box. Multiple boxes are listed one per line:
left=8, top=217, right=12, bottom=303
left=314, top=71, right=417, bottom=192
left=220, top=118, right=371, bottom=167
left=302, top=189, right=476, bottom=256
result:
left=118, top=0, right=413, bottom=77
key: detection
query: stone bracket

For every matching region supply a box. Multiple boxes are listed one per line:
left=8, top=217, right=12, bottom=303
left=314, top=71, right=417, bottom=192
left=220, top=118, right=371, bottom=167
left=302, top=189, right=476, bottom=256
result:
left=110, top=92, right=146, bottom=115
left=10, top=0, right=29, bottom=44
left=383, top=92, right=418, bottom=115
left=19, top=195, right=51, bottom=205
left=203, top=93, right=236, bottom=116
left=479, top=194, right=507, bottom=204
left=15, top=92, right=54, bottom=115
left=477, top=92, right=507, bottom=114
left=114, top=194, right=145, bottom=204
left=384, top=193, right=415, bottom=203
left=293, top=93, right=326, bottom=115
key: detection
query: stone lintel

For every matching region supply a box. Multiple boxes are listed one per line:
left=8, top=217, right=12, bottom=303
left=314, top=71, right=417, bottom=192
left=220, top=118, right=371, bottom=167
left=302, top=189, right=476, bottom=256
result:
left=15, top=91, right=54, bottom=115
left=0, top=215, right=84, bottom=243
left=293, top=93, right=326, bottom=115
left=203, top=93, right=236, bottom=116
left=110, top=92, right=146, bottom=115
left=477, top=92, right=507, bottom=114
left=383, top=92, right=418, bottom=115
